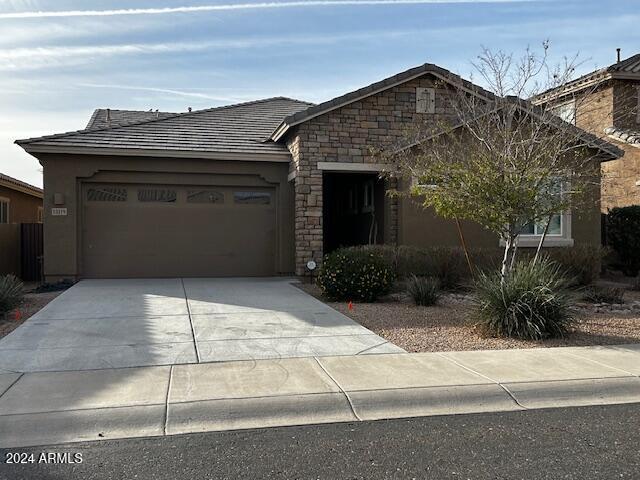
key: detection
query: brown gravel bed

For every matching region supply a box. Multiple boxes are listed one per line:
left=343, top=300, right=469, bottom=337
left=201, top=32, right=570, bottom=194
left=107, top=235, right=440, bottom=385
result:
left=0, top=291, right=63, bottom=339
left=298, top=283, right=640, bottom=352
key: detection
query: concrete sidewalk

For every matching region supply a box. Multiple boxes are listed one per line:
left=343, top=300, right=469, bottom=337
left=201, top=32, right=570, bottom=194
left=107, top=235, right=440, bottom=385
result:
left=2, top=344, right=640, bottom=448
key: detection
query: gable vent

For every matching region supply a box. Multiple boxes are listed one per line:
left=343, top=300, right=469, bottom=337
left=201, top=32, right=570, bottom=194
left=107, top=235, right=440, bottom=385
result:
left=416, top=87, right=435, bottom=114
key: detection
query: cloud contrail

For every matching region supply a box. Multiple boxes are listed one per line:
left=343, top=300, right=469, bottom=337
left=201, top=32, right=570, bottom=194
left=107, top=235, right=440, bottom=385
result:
left=0, top=0, right=536, bottom=19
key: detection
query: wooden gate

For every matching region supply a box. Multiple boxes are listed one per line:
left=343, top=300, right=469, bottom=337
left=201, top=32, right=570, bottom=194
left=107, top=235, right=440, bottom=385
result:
left=20, top=223, right=43, bottom=281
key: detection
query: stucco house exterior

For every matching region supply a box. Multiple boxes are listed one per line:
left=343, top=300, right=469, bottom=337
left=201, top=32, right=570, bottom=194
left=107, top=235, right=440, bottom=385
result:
left=533, top=52, right=640, bottom=210
left=16, top=63, right=621, bottom=281
left=0, top=173, right=43, bottom=225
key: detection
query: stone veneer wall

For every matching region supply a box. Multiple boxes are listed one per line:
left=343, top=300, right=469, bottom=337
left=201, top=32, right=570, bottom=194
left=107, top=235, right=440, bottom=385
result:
left=601, top=145, right=640, bottom=210
left=285, top=75, right=458, bottom=275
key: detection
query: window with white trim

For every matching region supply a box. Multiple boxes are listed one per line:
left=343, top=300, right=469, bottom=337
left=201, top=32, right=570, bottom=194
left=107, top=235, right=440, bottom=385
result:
left=0, top=198, right=8, bottom=224
left=514, top=179, right=572, bottom=247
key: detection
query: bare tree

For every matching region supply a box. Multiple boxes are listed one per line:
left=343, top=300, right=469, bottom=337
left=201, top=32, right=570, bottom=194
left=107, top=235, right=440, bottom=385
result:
left=390, top=44, right=619, bottom=282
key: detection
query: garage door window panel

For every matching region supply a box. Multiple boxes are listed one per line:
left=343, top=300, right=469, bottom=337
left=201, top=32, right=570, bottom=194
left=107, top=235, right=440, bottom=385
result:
left=138, top=188, right=177, bottom=203
left=187, top=190, right=225, bottom=204
left=234, top=191, right=271, bottom=205
left=86, top=187, right=127, bottom=202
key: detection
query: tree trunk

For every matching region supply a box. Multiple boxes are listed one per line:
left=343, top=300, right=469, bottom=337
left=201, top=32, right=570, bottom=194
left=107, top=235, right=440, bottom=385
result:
left=500, top=236, right=513, bottom=284
left=533, top=215, right=553, bottom=265
left=510, top=235, right=519, bottom=271
left=455, top=218, right=475, bottom=277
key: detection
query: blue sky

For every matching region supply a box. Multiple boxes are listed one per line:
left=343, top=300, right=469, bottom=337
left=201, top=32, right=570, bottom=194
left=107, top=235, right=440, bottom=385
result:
left=1, top=0, right=638, bottom=187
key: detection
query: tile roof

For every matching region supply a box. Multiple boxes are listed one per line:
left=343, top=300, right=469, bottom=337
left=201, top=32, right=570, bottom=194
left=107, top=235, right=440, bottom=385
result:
left=86, top=109, right=176, bottom=129
left=17, top=97, right=314, bottom=158
left=609, top=53, right=640, bottom=74
left=271, top=62, right=496, bottom=140
left=604, top=126, right=640, bottom=146
left=532, top=53, right=640, bottom=103
left=0, top=173, right=43, bottom=197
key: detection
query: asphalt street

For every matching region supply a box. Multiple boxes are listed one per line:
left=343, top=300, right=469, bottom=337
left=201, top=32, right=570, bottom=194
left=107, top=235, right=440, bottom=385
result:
left=2, top=403, right=639, bottom=480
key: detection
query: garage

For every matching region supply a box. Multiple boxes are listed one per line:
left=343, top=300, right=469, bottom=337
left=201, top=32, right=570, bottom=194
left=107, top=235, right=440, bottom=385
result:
left=81, top=182, right=277, bottom=278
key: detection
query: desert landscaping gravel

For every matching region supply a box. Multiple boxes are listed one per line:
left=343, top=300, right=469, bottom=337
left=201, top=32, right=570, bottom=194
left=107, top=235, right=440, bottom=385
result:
left=298, top=284, right=640, bottom=352
left=0, top=290, right=62, bottom=339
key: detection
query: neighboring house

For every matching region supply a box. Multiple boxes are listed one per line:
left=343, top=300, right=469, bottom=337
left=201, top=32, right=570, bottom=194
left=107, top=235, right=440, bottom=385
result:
left=16, top=63, right=621, bottom=281
left=0, top=173, right=43, bottom=224
left=532, top=52, right=640, bottom=210
left=0, top=173, right=43, bottom=278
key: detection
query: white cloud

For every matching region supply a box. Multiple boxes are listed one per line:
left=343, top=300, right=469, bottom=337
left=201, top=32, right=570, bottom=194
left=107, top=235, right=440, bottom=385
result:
left=0, top=30, right=418, bottom=70
left=78, top=83, right=248, bottom=102
left=0, top=0, right=535, bottom=19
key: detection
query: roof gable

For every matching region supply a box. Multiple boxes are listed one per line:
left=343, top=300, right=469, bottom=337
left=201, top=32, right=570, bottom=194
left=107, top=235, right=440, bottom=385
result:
left=270, top=62, right=495, bottom=141
left=394, top=98, right=623, bottom=161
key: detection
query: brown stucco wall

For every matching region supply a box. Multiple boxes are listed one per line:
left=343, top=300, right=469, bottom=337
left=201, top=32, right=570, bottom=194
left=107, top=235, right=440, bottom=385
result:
left=37, top=153, right=294, bottom=281
left=0, top=185, right=42, bottom=224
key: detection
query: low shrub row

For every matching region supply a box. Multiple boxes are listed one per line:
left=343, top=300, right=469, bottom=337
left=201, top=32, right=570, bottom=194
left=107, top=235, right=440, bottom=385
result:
left=320, top=243, right=602, bottom=298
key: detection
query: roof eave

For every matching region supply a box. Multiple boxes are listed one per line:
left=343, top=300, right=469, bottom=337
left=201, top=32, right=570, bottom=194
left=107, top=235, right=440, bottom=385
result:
left=0, top=179, right=43, bottom=198
left=19, top=144, right=292, bottom=163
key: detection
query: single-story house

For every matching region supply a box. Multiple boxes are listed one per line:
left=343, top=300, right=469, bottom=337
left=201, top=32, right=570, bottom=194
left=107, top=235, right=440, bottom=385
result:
left=0, top=173, right=43, bottom=278
left=16, top=63, right=622, bottom=281
left=0, top=173, right=43, bottom=225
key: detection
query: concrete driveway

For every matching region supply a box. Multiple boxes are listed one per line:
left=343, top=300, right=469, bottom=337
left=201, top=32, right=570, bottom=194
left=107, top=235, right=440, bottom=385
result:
left=0, top=278, right=403, bottom=372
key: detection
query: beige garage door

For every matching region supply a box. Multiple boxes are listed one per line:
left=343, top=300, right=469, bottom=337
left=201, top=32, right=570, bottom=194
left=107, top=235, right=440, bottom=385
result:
left=81, top=183, right=277, bottom=278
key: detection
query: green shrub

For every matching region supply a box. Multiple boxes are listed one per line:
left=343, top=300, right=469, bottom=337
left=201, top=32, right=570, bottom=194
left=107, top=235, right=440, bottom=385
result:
left=406, top=275, right=441, bottom=306
left=547, top=244, right=603, bottom=286
left=0, top=275, right=24, bottom=315
left=606, top=206, right=640, bottom=276
left=473, top=259, right=574, bottom=340
left=582, top=286, right=625, bottom=304
left=345, top=245, right=502, bottom=290
left=317, top=249, right=394, bottom=302
left=396, top=246, right=473, bottom=290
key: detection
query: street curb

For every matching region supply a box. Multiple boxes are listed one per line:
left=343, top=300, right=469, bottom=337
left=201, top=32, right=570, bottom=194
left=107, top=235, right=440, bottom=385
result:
left=346, top=384, right=523, bottom=420
left=166, top=392, right=357, bottom=435
left=0, top=405, right=165, bottom=448
left=504, top=377, right=640, bottom=409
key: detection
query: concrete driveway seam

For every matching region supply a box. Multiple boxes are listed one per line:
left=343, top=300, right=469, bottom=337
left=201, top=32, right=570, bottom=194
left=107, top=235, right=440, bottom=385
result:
left=0, top=373, right=22, bottom=399
left=180, top=278, right=201, bottom=363
left=314, top=356, right=362, bottom=421
left=355, top=340, right=393, bottom=355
